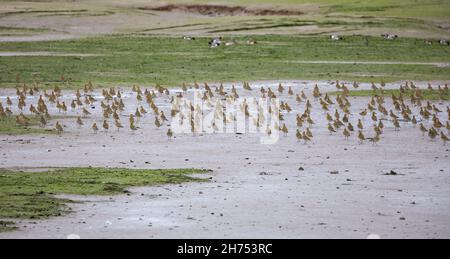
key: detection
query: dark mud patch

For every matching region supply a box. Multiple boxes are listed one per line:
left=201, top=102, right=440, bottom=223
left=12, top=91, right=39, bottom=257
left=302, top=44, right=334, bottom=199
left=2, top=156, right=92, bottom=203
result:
left=139, top=4, right=304, bottom=16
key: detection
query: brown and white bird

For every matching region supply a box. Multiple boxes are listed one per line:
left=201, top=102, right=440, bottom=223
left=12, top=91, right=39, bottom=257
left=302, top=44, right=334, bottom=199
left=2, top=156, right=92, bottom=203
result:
left=343, top=128, right=350, bottom=139
left=130, top=121, right=138, bottom=131
left=419, top=123, right=427, bottom=136
left=296, top=129, right=302, bottom=142
left=369, top=132, right=380, bottom=145
left=281, top=123, right=288, bottom=136
left=167, top=128, right=173, bottom=140
left=55, top=121, right=63, bottom=133
left=155, top=117, right=162, bottom=128
left=103, top=120, right=109, bottom=131
left=76, top=116, right=83, bottom=127
left=302, top=131, right=311, bottom=143
left=92, top=123, right=99, bottom=133
left=393, top=118, right=401, bottom=131
left=371, top=112, right=378, bottom=122
left=82, top=107, right=91, bottom=116
left=357, top=119, right=364, bottom=130
left=115, top=119, right=123, bottom=131
left=328, top=123, right=336, bottom=134
left=441, top=132, right=449, bottom=145
left=358, top=130, right=365, bottom=143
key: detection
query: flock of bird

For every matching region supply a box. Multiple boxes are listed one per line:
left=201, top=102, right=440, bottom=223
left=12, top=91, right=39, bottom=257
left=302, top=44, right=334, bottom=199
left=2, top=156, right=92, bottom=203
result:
left=314, top=82, right=450, bottom=145
left=1, top=80, right=449, bottom=145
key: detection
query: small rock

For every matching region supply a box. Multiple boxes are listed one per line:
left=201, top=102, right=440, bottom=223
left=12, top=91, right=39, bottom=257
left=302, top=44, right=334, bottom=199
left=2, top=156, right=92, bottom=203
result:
left=385, top=170, right=397, bottom=176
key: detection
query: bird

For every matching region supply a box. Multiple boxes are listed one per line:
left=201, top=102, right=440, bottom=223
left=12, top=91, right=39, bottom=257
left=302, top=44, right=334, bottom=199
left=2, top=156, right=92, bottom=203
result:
left=160, top=111, right=168, bottom=121
left=306, top=128, right=313, bottom=138
left=428, top=128, right=438, bottom=140
left=113, top=111, right=120, bottom=121
left=333, top=118, right=344, bottom=129
left=130, top=121, right=138, bottom=131
left=347, top=123, right=354, bottom=132
left=330, top=34, right=343, bottom=41
left=278, top=83, right=285, bottom=93
left=55, top=121, right=63, bottom=133
left=342, top=114, right=349, bottom=123
left=281, top=123, right=288, bottom=136
left=359, top=109, right=367, bottom=117
left=393, top=118, right=401, bottom=131
left=343, top=128, right=350, bottom=139
left=328, top=123, right=336, bottom=134
left=288, top=87, right=294, bottom=95
left=183, top=36, right=195, bottom=41
left=266, top=127, right=272, bottom=136
left=135, top=108, right=141, bottom=118
left=76, top=116, right=83, bottom=127
left=296, top=129, right=303, bottom=142
left=167, top=128, right=173, bottom=140
left=15, top=113, right=29, bottom=126
left=140, top=106, right=147, bottom=115
left=374, top=124, right=382, bottom=135
left=102, top=120, right=109, bottom=131
left=302, top=131, right=311, bottom=143
left=357, top=119, right=364, bottom=130
left=82, top=108, right=91, bottom=116
left=358, top=130, right=365, bottom=143
left=296, top=115, right=304, bottom=127
left=92, top=123, right=99, bottom=133
left=441, top=132, right=449, bottom=145
left=389, top=110, right=398, bottom=119
left=155, top=117, right=162, bottom=128
left=369, top=133, right=381, bottom=145
left=433, top=116, right=444, bottom=129
left=334, top=109, right=340, bottom=120
left=371, top=112, right=378, bottom=122
left=115, top=119, right=123, bottom=131
left=40, top=115, right=47, bottom=127
left=412, top=116, right=418, bottom=126
left=419, top=123, right=427, bottom=136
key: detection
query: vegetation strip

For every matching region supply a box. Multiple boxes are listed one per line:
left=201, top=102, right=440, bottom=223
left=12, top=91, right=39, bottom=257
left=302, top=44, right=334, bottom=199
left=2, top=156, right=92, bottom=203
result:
left=0, top=167, right=209, bottom=232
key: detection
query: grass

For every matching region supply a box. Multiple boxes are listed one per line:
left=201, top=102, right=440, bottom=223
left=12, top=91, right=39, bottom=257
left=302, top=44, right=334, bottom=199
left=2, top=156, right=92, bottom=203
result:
left=0, top=35, right=449, bottom=89
left=0, top=220, right=17, bottom=232
left=0, top=9, right=90, bottom=17
left=329, top=88, right=449, bottom=100
left=0, top=167, right=209, bottom=232
left=0, top=1, right=448, bottom=37
left=0, top=116, right=56, bottom=135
